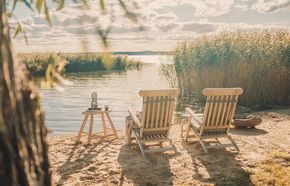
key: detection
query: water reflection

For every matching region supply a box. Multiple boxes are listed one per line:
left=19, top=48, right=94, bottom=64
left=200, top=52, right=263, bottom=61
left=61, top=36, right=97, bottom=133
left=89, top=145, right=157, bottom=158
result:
left=38, top=62, right=170, bottom=134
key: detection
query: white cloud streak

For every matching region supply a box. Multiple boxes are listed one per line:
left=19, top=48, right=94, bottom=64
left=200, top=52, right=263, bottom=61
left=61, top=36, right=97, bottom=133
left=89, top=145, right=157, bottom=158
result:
left=10, top=0, right=290, bottom=52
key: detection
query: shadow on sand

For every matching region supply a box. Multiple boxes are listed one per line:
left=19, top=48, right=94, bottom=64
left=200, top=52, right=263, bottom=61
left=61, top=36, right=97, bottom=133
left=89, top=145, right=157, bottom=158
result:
left=230, top=127, right=268, bottom=136
left=117, top=142, right=177, bottom=186
left=56, top=135, right=117, bottom=185
left=181, top=138, right=253, bottom=186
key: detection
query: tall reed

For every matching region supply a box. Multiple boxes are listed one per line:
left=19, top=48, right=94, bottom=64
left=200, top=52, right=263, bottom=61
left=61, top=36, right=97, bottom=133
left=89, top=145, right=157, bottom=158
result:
left=164, top=30, right=290, bottom=108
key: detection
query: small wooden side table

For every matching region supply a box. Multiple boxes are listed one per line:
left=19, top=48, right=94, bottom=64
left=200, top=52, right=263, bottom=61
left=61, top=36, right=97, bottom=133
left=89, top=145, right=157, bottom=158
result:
left=76, top=109, right=118, bottom=144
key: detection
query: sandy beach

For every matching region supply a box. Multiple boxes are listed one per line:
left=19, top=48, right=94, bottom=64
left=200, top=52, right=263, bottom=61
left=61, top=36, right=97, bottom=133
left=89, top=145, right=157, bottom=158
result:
left=49, top=108, right=290, bottom=186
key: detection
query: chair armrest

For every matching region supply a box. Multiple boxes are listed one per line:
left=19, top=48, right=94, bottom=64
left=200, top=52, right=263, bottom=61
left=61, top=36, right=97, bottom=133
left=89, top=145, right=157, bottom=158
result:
left=128, top=109, right=141, bottom=127
left=186, top=107, right=202, bottom=125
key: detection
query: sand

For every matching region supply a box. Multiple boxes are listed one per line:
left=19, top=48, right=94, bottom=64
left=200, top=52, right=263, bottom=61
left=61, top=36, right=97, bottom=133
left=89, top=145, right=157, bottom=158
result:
left=49, top=108, right=290, bottom=186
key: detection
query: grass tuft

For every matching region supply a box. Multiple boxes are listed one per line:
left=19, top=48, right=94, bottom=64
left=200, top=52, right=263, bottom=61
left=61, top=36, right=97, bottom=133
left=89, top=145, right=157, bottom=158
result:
left=251, top=150, right=290, bottom=186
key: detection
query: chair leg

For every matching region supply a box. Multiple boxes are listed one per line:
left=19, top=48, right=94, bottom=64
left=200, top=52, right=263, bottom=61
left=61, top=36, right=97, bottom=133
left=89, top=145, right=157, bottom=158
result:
left=137, top=140, right=146, bottom=158
left=180, top=118, right=184, bottom=138
left=133, top=129, right=146, bottom=158
left=228, top=136, right=240, bottom=152
left=126, top=120, right=133, bottom=145
left=185, top=125, right=191, bottom=142
left=77, top=114, right=89, bottom=142
left=168, top=139, right=178, bottom=154
left=199, top=138, right=209, bottom=153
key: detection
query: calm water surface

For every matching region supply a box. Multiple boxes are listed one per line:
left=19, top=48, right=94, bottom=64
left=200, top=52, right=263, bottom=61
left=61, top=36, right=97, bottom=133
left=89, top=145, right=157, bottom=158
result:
left=38, top=55, right=172, bottom=133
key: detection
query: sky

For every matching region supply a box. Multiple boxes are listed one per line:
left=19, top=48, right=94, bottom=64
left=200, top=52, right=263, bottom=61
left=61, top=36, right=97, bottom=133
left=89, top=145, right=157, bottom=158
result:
left=9, top=0, right=290, bottom=53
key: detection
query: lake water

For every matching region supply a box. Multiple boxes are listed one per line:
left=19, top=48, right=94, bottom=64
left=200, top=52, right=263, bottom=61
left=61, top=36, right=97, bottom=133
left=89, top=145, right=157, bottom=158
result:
left=38, top=55, right=172, bottom=134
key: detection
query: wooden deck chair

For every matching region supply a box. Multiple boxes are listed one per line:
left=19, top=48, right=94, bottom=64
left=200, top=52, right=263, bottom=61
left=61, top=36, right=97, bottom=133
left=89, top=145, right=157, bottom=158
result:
left=128, top=88, right=180, bottom=158
left=185, top=88, right=243, bottom=153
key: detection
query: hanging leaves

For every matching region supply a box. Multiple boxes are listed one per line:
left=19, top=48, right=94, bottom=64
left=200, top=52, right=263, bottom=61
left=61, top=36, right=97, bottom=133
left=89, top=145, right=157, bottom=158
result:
left=118, top=0, right=137, bottom=22
left=23, top=30, right=28, bottom=44
left=7, top=12, right=13, bottom=18
left=13, top=22, right=22, bottom=38
left=36, top=0, right=43, bottom=13
left=56, top=0, right=65, bottom=11
left=97, top=27, right=111, bottom=48
left=44, top=2, right=51, bottom=26
left=22, top=0, right=34, bottom=11
left=99, top=0, right=105, bottom=13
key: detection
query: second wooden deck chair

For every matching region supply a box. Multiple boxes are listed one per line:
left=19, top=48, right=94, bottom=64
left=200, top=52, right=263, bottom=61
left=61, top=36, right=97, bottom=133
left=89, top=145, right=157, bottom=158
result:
left=128, top=88, right=180, bottom=158
left=185, top=88, right=243, bottom=153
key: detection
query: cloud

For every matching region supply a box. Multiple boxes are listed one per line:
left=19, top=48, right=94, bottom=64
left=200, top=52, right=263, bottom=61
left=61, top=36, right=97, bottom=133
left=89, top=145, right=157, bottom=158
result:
left=9, top=0, right=290, bottom=52
left=182, top=22, right=217, bottom=33
left=254, top=0, right=290, bottom=12
left=193, top=0, right=234, bottom=17
left=157, top=23, right=178, bottom=32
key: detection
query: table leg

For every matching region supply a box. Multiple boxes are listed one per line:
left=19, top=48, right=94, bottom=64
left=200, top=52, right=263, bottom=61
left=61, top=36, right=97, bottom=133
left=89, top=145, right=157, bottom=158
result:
left=101, top=112, right=107, bottom=136
left=180, top=118, right=184, bottom=138
left=77, top=114, right=89, bottom=142
left=106, top=112, right=118, bottom=138
left=88, top=114, right=94, bottom=144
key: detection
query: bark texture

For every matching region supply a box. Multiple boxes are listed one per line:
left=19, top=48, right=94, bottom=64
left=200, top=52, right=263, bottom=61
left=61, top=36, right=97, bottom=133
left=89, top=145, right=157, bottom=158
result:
left=0, top=1, right=51, bottom=185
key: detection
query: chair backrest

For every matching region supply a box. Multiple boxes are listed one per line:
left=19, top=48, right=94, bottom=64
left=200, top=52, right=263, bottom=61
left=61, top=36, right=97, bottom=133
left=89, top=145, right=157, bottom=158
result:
left=200, top=88, right=243, bottom=135
left=139, top=88, right=180, bottom=138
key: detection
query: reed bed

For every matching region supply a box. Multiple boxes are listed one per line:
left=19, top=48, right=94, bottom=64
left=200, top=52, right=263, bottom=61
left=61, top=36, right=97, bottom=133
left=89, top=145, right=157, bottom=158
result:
left=163, top=30, right=290, bottom=108
left=19, top=53, right=142, bottom=76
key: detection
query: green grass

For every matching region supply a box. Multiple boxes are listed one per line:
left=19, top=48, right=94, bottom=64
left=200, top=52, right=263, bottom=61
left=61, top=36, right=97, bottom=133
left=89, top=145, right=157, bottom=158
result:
left=19, top=53, right=142, bottom=76
left=162, top=30, right=290, bottom=108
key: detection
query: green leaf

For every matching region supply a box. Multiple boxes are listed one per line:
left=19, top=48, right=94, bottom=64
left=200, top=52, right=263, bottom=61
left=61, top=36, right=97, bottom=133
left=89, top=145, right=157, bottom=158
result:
left=36, top=0, right=43, bottom=13
left=23, top=30, right=28, bottom=44
left=57, top=0, right=65, bottom=11
left=13, top=23, right=22, bottom=38
left=22, top=0, right=34, bottom=11
left=97, top=27, right=110, bottom=48
left=44, top=2, right=51, bottom=26
left=118, top=0, right=127, bottom=11
left=12, top=0, right=17, bottom=11
left=7, top=12, right=13, bottom=18
left=118, top=0, right=137, bottom=22
left=82, top=0, right=89, bottom=8
left=99, top=0, right=105, bottom=12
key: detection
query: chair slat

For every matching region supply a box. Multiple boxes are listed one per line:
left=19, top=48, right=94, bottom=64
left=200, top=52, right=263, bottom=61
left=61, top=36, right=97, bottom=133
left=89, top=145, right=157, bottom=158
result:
left=224, top=95, right=234, bottom=125
left=151, top=96, right=156, bottom=128
left=142, top=127, right=169, bottom=132
left=164, top=96, right=170, bottom=128
left=205, top=96, right=214, bottom=127
left=220, top=95, right=229, bottom=126
left=167, top=96, right=175, bottom=127
left=155, top=96, right=161, bottom=128
left=227, top=95, right=238, bottom=128
left=147, top=97, right=153, bottom=128
left=141, top=97, right=147, bottom=128
left=211, top=96, right=218, bottom=126
left=215, top=96, right=223, bottom=126
left=202, top=96, right=210, bottom=124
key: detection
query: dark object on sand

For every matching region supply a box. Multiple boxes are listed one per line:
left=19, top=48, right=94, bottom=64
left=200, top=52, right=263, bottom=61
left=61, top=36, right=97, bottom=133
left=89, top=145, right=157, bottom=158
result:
left=233, top=115, right=262, bottom=128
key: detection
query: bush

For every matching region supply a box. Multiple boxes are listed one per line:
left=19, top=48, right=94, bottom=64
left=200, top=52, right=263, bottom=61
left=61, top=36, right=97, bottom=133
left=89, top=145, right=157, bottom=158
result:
left=164, top=30, right=290, bottom=108
left=18, top=53, right=142, bottom=76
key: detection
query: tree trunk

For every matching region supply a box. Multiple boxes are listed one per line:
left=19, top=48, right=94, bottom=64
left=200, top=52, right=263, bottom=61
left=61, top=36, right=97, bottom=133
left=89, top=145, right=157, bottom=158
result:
left=0, top=1, right=51, bottom=186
